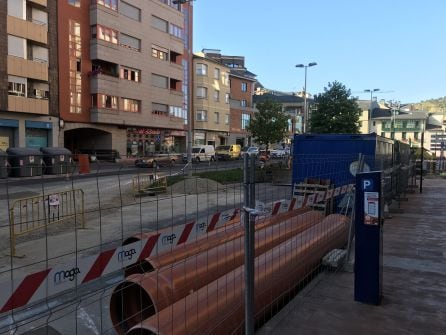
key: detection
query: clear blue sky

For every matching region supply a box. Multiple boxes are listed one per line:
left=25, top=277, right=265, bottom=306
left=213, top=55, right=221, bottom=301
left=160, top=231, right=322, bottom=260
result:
left=193, top=0, right=446, bottom=104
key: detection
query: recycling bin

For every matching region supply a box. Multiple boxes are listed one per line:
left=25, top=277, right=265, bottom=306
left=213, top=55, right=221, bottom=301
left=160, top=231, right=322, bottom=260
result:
left=6, top=147, right=44, bottom=177
left=0, top=149, right=8, bottom=178
left=40, top=147, right=73, bottom=175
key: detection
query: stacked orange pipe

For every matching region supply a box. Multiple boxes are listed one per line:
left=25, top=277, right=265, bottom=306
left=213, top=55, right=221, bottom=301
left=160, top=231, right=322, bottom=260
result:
left=123, top=208, right=309, bottom=277
left=124, top=214, right=348, bottom=335
left=110, top=210, right=324, bottom=334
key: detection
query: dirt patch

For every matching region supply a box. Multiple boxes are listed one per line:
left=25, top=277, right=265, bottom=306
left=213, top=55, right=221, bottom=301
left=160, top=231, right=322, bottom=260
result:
left=168, top=177, right=224, bottom=195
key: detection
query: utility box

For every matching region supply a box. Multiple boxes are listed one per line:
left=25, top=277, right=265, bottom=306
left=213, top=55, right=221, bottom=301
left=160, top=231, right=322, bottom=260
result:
left=40, top=147, right=73, bottom=175
left=7, top=147, right=44, bottom=177
left=0, top=149, right=8, bottom=178
left=292, top=133, right=394, bottom=188
left=354, top=171, right=383, bottom=305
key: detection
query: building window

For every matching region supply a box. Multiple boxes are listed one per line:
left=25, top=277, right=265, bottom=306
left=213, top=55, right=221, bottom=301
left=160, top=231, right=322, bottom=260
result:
left=223, top=73, right=229, bottom=86
left=68, top=0, right=80, bottom=7
left=152, top=46, right=168, bottom=61
left=91, top=94, right=118, bottom=109
left=214, top=112, right=219, bottom=124
left=120, top=66, right=140, bottom=82
left=120, top=1, right=140, bottom=20
left=241, top=113, right=250, bottom=129
left=120, top=33, right=140, bottom=51
left=394, top=120, right=403, bottom=128
left=225, top=114, right=230, bottom=125
left=103, top=94, right=118, bottom=109
left=170, top=106, right=186, bottom=119
left=8, top=76, right=26, bottom=97
left=406, top=120, right=415, bottom=128
left=169, top=23, right=183, bottom=39
left=152, top=16, right=168, bottom=32
left=196, top=110, right=207, bottom=121
left=70, top=20, right=82, bottom=114
left=241, top=82, right=247, bottom=92
left=240, top=100, right=247, bottom=107
left=381, top=132, right=385, bottom=137
left=152, top=73, right=168, bottom=89
left=8, top=35, right=26, bottom=58
left=95, top=0, right=117, bottom=10
left=122, top=98, right=140, bottom=112
left=414, top=132, right=419, bottom=140
left=402, top=132, right=407, bottom=140
left=214, top=68, right=220, bottom=80
left=196, top=87, right=207, bottom=99
left=225, top=93, right=230, bottom=104
left=196, top=63, right=208, bottom=76
left=214, top=90, right=220, bottom=102
left=194, top=132, right=205, bottom=145
left=152, top=102, right=168, bottom=116
left=91, top=25, right=118, bottom=44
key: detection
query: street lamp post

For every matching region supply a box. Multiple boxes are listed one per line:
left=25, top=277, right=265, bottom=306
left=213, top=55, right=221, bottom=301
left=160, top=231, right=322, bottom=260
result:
left=295, top=62, right=317, bottom=133
left=173, top=0, right=193, bottom=175
left=364, top=88, right=379, bottom=132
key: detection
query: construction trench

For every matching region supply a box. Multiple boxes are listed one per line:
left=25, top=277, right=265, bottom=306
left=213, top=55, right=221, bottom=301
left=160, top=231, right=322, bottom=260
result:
left=109, top=208, right=349, bottom=335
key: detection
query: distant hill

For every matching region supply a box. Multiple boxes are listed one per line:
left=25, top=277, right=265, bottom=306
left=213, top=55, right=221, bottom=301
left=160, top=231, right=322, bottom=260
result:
left=410, top=97, right=446, bottom=113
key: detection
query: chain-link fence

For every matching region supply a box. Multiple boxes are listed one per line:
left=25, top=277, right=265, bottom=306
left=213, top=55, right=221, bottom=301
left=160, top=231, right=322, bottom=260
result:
left=0, top=147, right=415, bottom=334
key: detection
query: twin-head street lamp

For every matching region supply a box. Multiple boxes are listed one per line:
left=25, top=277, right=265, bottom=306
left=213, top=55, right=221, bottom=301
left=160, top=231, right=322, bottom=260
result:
left=295, top=62, right=317, bottom=133
left=364, top=88, right=379, bottom=132
left=364, top=88, right=380, bottom=103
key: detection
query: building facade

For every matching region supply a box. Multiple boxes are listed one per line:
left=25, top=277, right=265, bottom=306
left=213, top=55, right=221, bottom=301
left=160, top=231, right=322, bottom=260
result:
left=192, top=53, right=230, bottom=147
left=58, top=0, right=191, bottom=157
left=1, top=0, right=58, bottom=150
left=202, top=50, right=257, bottom=147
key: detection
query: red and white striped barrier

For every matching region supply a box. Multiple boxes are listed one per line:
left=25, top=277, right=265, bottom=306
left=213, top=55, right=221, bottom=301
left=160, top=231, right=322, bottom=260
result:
left=0, top=184, right=355, bottom=314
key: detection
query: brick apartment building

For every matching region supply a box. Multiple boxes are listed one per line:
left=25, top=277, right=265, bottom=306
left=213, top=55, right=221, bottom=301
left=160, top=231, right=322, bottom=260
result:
left=0, top=0, right=193, bottom=157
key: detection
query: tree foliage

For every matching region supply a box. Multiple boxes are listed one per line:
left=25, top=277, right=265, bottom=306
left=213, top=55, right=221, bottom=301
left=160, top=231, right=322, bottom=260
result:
left=248, top=99, right=289, bottom=148
left=310, top=81, right=361, bottom=133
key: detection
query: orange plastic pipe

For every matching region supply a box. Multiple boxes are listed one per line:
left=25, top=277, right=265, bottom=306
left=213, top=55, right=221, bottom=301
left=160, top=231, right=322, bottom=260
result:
left=124, top=208, right=310, bottom=277
left=110, top=210, right=324, bottom=334
left=125, top=214, right=348, bottom=335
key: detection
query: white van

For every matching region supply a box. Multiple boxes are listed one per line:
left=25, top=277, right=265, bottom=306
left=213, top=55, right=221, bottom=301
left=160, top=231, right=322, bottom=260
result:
left=183, top=145, right=215, bottom=163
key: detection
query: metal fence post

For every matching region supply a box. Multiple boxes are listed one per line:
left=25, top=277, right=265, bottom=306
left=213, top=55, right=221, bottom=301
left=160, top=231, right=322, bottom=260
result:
left=243, top=153, right=256, bottom=335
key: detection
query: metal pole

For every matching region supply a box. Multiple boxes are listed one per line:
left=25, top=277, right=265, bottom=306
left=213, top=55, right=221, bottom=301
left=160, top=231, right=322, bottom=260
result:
left=420, top=130, right=424, bottom=193
left=303, top=66, right=308, bottom=133
left=243, top=153, right=256, bottom=335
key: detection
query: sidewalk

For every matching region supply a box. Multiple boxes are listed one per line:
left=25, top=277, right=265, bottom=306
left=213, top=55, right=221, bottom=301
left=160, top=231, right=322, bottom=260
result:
left=258, top=177, right=446, bottom=335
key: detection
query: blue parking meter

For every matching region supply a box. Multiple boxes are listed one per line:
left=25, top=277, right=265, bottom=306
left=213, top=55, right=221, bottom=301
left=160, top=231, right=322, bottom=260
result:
left=354, top=171, right=383, bottom=305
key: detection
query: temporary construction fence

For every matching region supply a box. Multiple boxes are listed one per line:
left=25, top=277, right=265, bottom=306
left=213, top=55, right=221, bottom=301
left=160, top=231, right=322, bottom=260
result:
left=0, top=150, right=416, bottom=335
left=8, top=189, right=85, bottom=257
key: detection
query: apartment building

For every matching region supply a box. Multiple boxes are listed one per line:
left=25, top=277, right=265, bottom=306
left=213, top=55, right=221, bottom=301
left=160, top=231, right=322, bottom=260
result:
left=203, top=50, right=257, bottom=147
left=192, top=52, right=230, bottom=146
left=369, top=105, right=432, bottom=149
left=59, top=0, right=191, bottom=157
left=0, top=0, right=58, bottom=150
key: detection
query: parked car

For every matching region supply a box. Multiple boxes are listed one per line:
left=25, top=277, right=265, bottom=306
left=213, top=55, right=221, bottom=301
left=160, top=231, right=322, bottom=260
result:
left=183, top=145, right=215, bottom=163
left=215, top=144, right=242, bottom=160
left=135, top=153, right=179, bottom=168
left=270, top=147, right=290, bottom=159
left=242, top=146, right=259, bottom=156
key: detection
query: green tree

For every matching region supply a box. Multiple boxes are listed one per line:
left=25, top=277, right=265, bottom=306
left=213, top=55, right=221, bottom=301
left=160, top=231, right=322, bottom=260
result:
left=310, top=81, right=361, bottom=133
left=248, top=99, right=289, bottom=149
